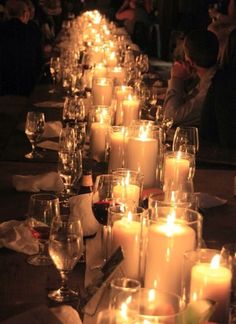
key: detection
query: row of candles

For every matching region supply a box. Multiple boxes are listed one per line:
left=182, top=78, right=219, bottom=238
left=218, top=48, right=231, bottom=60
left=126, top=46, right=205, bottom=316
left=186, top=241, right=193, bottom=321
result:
left=59, top=11, right=231, bottom=324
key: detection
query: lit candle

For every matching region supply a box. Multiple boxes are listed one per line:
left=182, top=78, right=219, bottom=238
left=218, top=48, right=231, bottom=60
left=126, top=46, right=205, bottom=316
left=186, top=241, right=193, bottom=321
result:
left=126, top=127, right=158, bottom=188
left=190, top=254, right=232, bottom=324
left=122, top=95, right=140, bottom=126
left=113, top=172, right=140, bottom=207
left=114, top=86, right=133, bottom=125
left=93, top=63, right=107, bottom=78
left=144, top=214, right=196, bottom=296
left=107, top=66, right=126, bottom=86
left=108, top=127, right=126, bottom=172
left=90, top=110, right=110, bottom=162
left=112, top=212, right=142, bottom=279
left=163, top=152, right=190, bottom=191
left=105, top=51, right=118, bottom=67
left=92, top=77, right=113, bottom=106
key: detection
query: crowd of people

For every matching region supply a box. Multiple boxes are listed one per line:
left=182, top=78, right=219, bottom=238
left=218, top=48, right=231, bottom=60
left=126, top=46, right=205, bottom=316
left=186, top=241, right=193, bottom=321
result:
left=0, top=0, right=236, bottom=153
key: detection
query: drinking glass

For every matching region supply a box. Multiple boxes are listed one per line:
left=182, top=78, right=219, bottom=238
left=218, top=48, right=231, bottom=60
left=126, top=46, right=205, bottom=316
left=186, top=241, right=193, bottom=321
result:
left=172, top=126, right=199, bottom=154
left=48, top=215, right=84, bottom=302
left=92, top=174, right=120, bottom=262
left=27, top=193, right=60, bottom=266
left=57, top=126, right=82, bottom=199
left=25, top=111, right=45, bottom=159
left=63, top=96, right=86, bottom=126
left=49, top=56, right=61, bottom=94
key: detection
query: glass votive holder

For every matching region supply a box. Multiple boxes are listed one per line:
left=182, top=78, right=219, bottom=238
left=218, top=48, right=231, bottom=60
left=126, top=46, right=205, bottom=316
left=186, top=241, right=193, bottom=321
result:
left=137, top=288, right=185, bottom=323
left=92, top=76, right=113, bottom=106
left=113, top=85, right=133, bottom=126
left=221, top=243, right=236, bottom=303
left=110, top=277, right=141, bottom=314
left=89, top=106, right=112, bottom=162
left=144, top=208, right=202, bottom=296
left=121, top=94, right=140, bottom=127
left=163, top=151, right=195, bottom=193
left=108, top=205, right=148, bottom=281
left=125, top=125, right=163, bottom=189
left=183, top=248, right=232, bottom=324
left=96, top=309, right=132, bottom=324
left=108, top=126, right=127, bottom=172
left=112, top=168, right=144, bottom=208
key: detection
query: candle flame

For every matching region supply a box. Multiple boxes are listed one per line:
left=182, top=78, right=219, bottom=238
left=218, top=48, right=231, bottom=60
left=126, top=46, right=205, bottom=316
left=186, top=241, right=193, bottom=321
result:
left=139, top=126, right=148, bottom=140
left=166, top=210, right=176, bottom=237
left=210, top=254, right=220, bottom=269
left=120, top=303, right=128, bottom=318
left=148, top=289, right=156, bottom=303
left=124, top=171, right=131, bottom=185
left=127, top=211, right=133, bottom=222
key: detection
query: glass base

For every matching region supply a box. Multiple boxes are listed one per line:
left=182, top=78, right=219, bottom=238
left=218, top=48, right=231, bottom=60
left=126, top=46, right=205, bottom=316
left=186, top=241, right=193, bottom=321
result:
left=27, top=254, right=52, bottom=266
left=48, top=287, right=78, bottom=302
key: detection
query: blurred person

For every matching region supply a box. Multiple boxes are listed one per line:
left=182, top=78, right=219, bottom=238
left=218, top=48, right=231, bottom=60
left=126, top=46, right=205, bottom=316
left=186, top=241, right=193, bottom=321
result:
left=164, top=30, right=219, bottom=127
left=208, top=0, right=236, bottom=23
left=0, top=0, right=43, bottom=96
left=200, top=27, right=236, bottom=148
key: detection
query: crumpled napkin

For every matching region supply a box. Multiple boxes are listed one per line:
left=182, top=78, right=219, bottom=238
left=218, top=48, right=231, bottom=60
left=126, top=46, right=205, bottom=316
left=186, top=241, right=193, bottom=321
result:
left=195, top=192, right=227, bottom=209
left=69, top=193, right=99, bottom=237
left=37, top=140, right=59, bottom=151
left=12, top=172, right=64, bottom=193
left=43, top=121, right=62, bottom=138
left=0, top=220, right=38, bottom=255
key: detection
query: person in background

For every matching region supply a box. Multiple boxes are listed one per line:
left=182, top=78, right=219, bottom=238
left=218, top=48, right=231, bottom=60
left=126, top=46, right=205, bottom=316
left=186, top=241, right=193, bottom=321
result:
left=200, top=27, right=236, bottom=148
left=208, top=0, right=236, bottom=23
left=0, top=0, right=43, bottom=96
left=163, top=30, right=219, bottom=127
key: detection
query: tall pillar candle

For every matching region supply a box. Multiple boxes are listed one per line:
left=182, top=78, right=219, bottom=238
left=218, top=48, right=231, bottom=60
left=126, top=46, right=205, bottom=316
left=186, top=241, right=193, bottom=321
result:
left=122, top=95, right=140, bottom=126
left=126, top=132, right=158, bottom=188
left=113, top=182, right=140, bottom=207
left=144, top=217, right=196, bottom=296
left=107, top=66, right=126, bottom=86
left=163, top=151, right=191, bottom=192
left=114, top=86, right=133, bottom=125
left=108, top=126, right=126, bottom=172
left=92, top=77, right=113, bottom=106
left=112, top=213, right=142, bottom=280
left=190, top=255, right=231, bottom=324
left=90, top=122, right=109, bottom=162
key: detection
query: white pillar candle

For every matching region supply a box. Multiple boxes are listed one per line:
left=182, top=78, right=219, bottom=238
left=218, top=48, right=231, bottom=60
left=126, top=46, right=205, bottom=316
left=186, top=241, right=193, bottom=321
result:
left=112, top=213, right=141, bottom=280
left=144, top=217, right=196, bottom=296
left=113, top=183, right=140, bottom=207
left=126, top=134, right=158, bottom=188
left=105, top=51, right=118, bottom=67
left=92, top=77, right=113, bottom=106
left=122, top=95, right=140, bottom=127
left=108, top=128, right=126, bottom=172
left=94, top=64, right=107, bottom=78
left=107, top=66, right=126, bottom=86
left=190, top=255, right=231, bottom=324
left=114, top=86, right=133, bottom=126
left=90, top=122, right=109, bottom=162
left=164, top=152, right=190, bottom=191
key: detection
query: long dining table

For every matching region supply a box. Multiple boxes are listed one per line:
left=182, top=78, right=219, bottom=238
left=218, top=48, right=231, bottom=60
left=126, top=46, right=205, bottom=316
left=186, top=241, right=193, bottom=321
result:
left=0, top=81, right=236, bottom=323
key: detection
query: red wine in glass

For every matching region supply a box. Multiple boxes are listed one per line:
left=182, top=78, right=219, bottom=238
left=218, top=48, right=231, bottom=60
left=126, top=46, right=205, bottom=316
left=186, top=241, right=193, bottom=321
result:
left=31, top=225, right=50, bottom=242
left=92, top=200, right=113, bottom=226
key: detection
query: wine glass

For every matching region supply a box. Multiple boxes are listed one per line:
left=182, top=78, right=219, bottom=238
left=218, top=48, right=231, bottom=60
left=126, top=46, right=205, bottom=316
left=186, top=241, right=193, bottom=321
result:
left=49, top=57, right=61, bottom=94
left=27, top=193, right=60, bottom=266
left=48, top=215, right=84, bottom=302
left=172, top=126, right=199, bottom=154
left=92, top=174, right=119, bottom=263
left=25, top=111, right=45, bottom=159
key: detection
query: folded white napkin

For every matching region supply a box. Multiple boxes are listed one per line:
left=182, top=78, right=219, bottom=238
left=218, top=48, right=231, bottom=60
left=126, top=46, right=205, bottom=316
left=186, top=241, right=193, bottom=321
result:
left=43, top=121, right=62, bottom=138
left=51, top=305, right=82, bottom=324
left=195, top=192, right=227, bottom=209
left=12, top=172, right=64, bottom=193
left=69, top=193, right=99, bottom=237
left=0, top=220, right=38, bottom=255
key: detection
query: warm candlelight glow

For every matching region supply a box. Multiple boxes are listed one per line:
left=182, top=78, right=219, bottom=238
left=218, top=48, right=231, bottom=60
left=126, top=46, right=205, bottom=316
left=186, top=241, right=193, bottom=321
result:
left=210, top=254, right=221, bottom=269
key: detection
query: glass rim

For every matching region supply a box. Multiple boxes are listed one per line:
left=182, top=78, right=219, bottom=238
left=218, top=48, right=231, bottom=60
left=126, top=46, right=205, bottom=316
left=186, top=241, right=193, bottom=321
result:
left=110, top=277, right=141, bottom=292
left=108, top=205, right=145, bottom=215
left=30, top=193, right=59, bottom=202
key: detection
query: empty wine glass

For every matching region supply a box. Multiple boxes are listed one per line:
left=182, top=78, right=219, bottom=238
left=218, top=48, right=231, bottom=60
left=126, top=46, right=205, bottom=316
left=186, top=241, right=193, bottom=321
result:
left=172, top=126, right=199, bottom=154
left=27, top=193, right=60, bottom=266
left=49, top=56, right=61, bottom=94
left=48, top=215, right=84, bottom=302
left=58, top=126, right=82, bottom=200
left=25, top=111, right=45, bottom=159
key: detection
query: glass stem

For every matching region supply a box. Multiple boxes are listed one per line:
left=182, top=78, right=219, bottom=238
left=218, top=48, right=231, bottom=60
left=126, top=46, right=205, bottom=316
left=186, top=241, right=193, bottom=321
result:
left=38, top=240, right=47, bottom=256
left=59, top=270, right=70, bottom=293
